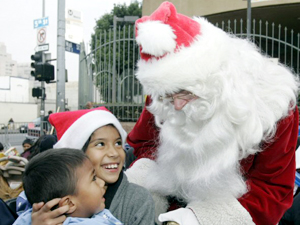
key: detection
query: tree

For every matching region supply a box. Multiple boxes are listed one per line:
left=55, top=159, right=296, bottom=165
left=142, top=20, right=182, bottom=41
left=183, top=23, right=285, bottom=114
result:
left=90, top=1, right=142, bottom=103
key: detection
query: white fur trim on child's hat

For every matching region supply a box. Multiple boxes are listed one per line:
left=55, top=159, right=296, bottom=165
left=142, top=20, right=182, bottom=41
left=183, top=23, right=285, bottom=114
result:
left=50, top=108, right=127, bottom=150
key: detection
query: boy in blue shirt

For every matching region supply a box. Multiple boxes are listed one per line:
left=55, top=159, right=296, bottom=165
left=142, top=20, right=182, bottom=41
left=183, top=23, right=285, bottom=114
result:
left=13, top=148, right=122, bottom=225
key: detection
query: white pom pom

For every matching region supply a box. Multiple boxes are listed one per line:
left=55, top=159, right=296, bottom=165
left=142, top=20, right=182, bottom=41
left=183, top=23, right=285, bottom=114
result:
left=136, top=20, right=177, bottom=57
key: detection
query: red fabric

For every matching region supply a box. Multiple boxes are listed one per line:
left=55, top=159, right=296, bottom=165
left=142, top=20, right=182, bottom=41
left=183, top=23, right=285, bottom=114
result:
left=127, top=97, right=160, bottom=165
left=49, top=106, right=109, bottom=140
left=238, top=107, right=298, bottom=225
left=135, top=1, right=201, bottom=61
left=127, top=96, right=299, bottom=225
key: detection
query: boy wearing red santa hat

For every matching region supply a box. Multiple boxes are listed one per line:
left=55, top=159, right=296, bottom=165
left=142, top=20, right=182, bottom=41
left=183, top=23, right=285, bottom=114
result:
left=125, top=1, right=299, bottom=225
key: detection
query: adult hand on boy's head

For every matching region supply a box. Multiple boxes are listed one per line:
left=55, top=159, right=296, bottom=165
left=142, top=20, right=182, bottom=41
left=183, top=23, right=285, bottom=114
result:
left=32, top=198, right=69, bottom=225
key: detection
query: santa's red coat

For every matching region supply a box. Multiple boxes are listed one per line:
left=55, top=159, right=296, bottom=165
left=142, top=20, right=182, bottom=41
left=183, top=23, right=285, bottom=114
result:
left=127, top=96, right=299, bottom=225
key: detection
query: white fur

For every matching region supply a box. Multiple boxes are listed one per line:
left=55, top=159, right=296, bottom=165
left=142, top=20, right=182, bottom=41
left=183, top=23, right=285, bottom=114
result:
left=136, top=20, right=177, bottom=57
left=135, top=17, right=299, bottom=203
left=187, top=198, right=255, bottom=224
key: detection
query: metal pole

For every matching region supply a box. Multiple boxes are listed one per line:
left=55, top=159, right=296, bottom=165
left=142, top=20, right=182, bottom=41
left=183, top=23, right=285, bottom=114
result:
left=56, top=0, right=66, bottom=111
left=40, top=0, right=46, bottom=136
left=112, top=16, right=117, bottom=103
left=247, top=0, right=251, bottom=40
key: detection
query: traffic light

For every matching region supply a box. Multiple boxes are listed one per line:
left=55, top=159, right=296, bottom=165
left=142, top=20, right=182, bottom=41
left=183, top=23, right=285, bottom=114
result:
left=30, top=52, right=55, bottom=83
left=32, top=87, right=44, bottom=99
left=31, top=52, right=43, bottom=80
left=43, top=63, right=55, bottom=83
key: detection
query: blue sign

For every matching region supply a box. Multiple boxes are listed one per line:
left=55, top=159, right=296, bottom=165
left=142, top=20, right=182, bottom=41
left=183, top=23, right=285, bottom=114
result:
left=65, top=40, right=81, bottom=54
left=34, top=17, right=49, bottom=29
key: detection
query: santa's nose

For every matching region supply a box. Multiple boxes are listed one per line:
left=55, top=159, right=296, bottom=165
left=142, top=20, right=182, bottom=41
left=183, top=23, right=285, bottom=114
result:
left=173, top=98, right=188, bottom=110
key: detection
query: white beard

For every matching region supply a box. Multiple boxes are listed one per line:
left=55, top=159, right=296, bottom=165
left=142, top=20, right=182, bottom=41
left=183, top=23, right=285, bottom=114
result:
left=145, top=98, right=248, bottom=203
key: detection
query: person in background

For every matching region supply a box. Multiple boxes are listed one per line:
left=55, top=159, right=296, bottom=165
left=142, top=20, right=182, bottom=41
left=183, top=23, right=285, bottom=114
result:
left=13, top=148, right=123, bottom=225
left=28, top=107, right=155, bottom=225
left=43, top=110, right=53, bottom=134
left=8, top=118, right=14, bottom=129
left=21, top=139, right=33, bottom=158
left=21, top=135, right=57, bottom=160
left=85, top=101, right=94, bottom=109
left=27, top=134, right=57, bottom=160
left=0, top=142, right=4, bottom=152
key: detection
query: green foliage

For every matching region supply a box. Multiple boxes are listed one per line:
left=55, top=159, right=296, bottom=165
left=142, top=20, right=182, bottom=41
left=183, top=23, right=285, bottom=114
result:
left=90, top=1, right=142, bottom=103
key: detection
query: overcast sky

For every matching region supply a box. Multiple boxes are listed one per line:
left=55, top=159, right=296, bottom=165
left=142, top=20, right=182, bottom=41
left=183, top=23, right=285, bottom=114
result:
left=0, top=0, right=140, bottom=81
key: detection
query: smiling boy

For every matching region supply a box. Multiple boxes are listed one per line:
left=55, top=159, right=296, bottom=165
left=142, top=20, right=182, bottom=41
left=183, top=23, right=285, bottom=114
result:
left=13, top=148, right=122, bottom=225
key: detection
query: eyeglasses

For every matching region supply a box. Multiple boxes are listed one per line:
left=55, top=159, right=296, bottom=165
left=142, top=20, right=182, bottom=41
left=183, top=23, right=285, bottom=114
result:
left=159, top=91, right=198, bottom=103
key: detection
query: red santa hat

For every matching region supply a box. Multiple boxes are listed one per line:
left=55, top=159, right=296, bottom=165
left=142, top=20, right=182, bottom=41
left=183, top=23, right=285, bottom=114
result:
left=49, top=107, right=127, bottom=149
left=135, top=1, right=228, bottom=96
left=136, top=1, right=200, bottom=61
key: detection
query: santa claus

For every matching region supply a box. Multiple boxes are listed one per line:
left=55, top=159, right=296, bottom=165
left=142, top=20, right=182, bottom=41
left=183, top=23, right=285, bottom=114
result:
left=125, top=1, right=299, bottom=225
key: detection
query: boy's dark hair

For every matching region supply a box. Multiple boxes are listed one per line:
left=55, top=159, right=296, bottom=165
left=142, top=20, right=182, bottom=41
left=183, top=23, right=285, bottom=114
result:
left=0, top=142, right=3, bottom=151
left=23, top=148, right=89, bottom=205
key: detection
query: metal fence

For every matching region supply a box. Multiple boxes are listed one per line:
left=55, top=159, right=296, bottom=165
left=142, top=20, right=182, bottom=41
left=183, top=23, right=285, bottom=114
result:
left=216, top=19, right=299, bottom=74
left=79, top=18, right=300, bottom=121
left=79, top=23, right=143, bottom=121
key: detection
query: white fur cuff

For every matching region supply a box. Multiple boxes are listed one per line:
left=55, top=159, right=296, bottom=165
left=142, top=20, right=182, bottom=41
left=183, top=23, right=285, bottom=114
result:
left=187, top=197, right=254, bottom=225
left=125, top=158, right=157, bottom=188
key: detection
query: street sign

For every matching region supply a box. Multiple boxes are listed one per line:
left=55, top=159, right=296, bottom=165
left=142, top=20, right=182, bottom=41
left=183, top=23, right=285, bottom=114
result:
left=33, top=17, right=49, bottom=29
left=35, top=44, right=49, bottom=52
left=65, top=40, right=80, bottom=54
left=66, top=9, right=83, bottom=44
left=67, top=9, right=81, bottom=21
left=37, top=27, right=47, bottom=45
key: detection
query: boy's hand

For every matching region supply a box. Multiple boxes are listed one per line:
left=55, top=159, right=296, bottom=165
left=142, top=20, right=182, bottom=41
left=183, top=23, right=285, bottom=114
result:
left=32, top=198, right=69, bottom=225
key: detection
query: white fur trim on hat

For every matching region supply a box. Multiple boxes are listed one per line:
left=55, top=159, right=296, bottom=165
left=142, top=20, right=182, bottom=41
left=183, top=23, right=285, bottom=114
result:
left=136, top=20, right=177, bottom=57
left=54, top=110, right=127, bottom=150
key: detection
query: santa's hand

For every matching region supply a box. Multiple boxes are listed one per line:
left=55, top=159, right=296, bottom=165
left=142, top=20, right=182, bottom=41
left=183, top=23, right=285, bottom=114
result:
left=158, top=208, right=199, bottom=225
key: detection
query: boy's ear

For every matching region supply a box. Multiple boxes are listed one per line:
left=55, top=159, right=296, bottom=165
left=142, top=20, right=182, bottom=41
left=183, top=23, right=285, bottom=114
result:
left=59, top=196, right=77, bottom=214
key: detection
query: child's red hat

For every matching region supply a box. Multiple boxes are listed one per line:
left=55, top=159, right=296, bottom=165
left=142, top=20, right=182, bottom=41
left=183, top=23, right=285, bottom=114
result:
left=49, top=107, right=127, bottom=149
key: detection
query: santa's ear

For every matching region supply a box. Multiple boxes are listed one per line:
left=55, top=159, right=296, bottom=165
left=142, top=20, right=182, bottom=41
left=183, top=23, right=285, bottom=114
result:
left=59, top=196, right=77, bottom=214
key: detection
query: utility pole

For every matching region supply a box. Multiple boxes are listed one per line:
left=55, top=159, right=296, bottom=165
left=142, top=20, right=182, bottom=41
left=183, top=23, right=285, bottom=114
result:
left=40, top=0, right=46, bottom=136
left=56, top=0, right=66, bottom=111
